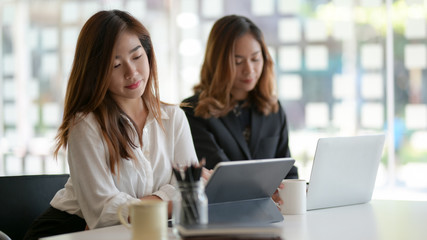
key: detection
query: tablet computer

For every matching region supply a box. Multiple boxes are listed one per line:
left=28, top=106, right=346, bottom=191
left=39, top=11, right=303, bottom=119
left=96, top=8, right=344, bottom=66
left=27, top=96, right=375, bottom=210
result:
left=176, top=222, right=282, bottom=238
left=204, top=158, right=295, bottom=224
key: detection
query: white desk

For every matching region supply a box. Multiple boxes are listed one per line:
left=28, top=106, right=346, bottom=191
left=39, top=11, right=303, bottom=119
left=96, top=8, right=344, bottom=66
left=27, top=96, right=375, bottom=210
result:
left=41, top=200, right=427, bottom=240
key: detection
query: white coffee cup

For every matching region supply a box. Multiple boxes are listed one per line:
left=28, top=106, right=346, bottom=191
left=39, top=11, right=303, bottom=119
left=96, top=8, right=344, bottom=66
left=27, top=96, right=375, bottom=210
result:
left=278, top=179, right=307, bottom=215
left=118, top=200, right=168, bottom=240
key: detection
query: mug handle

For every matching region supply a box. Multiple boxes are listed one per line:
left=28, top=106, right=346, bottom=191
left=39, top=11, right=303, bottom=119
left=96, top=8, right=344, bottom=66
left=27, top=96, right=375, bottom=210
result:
left=117, top=204, right=132, bottom=229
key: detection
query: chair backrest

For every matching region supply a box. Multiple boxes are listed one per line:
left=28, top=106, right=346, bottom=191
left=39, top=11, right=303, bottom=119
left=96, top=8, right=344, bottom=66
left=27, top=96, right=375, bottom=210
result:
left=0, top=174, right=69, bottom=240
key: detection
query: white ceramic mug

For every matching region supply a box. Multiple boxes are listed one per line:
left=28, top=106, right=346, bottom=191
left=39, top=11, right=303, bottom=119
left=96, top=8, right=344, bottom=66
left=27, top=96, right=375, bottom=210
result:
left=278, top=179, right=307, bottom=215
left=118, top=200, right=168, bottom=240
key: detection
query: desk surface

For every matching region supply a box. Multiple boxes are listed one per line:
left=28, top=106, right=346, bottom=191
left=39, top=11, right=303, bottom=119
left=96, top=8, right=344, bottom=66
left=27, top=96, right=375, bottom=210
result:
left=41, top=200, right=427, bottom=240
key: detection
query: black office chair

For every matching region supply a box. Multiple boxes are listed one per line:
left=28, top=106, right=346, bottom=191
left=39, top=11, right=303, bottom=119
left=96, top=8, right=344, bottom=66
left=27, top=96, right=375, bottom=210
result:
left=0, top=174, right=69, bottom=240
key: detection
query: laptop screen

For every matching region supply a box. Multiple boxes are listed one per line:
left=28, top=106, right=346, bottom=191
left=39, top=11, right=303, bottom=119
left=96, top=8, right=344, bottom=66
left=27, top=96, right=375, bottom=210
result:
left=306, top=134, right=386, bottom=210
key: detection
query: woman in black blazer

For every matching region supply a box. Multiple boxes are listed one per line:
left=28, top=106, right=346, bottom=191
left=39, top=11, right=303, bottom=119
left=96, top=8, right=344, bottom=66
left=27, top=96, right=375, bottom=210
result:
left=181, top=15, right=298, bottom=179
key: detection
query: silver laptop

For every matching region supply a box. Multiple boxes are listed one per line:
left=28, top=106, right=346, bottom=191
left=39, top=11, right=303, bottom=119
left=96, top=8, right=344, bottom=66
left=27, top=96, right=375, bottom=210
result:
left=306, top=134, right=386, bottom=210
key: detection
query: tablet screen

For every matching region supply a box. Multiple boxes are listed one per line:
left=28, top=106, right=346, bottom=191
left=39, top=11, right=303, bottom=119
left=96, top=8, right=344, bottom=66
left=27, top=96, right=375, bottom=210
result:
left=205, top=158, right=295, bottom=204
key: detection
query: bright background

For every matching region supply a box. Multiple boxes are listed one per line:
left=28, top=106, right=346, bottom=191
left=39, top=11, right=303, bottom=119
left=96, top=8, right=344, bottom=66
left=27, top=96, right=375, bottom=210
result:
left=0, top=0, right=426, bottom=201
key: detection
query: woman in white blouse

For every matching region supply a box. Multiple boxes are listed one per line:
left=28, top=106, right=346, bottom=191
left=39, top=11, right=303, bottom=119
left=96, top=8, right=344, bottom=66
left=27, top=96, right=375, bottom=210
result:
left=24, top=10, right=199, bottom=239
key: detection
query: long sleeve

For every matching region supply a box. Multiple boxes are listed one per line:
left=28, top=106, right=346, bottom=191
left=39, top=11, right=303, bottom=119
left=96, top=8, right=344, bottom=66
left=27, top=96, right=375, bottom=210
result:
left=51, top=105, right=198, bottom=230
left=151, top=105, right=198, bottom=201
left=65, top=114, right=137, bottom=229
left=182, top=95, right=298, bottom=177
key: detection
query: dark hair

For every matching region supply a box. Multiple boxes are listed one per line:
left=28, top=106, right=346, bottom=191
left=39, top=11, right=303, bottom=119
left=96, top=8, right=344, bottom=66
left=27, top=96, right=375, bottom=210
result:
left=54, top=10, right=161, bottom=174
left=194, top=15, right=277, bottom=118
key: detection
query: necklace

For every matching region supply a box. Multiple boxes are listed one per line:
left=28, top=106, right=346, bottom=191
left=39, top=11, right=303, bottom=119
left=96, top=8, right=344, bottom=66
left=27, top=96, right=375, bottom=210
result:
left=232, top=100, right=247, bottom=117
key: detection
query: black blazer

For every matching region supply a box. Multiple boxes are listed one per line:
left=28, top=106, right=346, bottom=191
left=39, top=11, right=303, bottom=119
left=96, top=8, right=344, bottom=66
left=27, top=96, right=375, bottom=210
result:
left=182, top=95, right=298, bottom=179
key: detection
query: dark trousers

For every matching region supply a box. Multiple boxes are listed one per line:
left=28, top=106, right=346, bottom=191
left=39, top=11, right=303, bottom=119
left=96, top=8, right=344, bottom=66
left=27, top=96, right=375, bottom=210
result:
left=24, top=206, right=86, bottom=240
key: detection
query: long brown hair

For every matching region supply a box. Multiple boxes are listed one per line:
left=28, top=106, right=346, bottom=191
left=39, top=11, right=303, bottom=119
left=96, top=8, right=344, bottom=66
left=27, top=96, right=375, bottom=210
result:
left=193, top=15, right=278, bottom=118
left=54, top=10, right=161, bottom=175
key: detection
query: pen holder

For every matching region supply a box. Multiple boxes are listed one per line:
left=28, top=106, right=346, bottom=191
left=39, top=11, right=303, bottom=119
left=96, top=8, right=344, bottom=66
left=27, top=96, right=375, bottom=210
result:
left=174, top=181, right=208, bottom=226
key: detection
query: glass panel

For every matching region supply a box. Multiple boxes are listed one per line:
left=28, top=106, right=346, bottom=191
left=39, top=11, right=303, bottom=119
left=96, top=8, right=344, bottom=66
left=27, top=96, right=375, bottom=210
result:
left=41, top=28, right=58, bottom=50
left=278, top=0, right=300, bottom=14
left=278, top=18, right=301, bottom=43
left=278, top=74, right=302, bottom=100
left=305, top=102, right=329, bottom=128
left=2, top=4, right=14, bottom=24
left=305, top=45, right=328, bottom=70
left=82, top=1, right=100, bottom=20
left=361, top=73, right=384, bottom=99
left=4, top=155, right=22, bottom=175
left=251, top=0, right=275, bottom=16
left=404, top=44, right=426, bottom=69
left=361, top=44, right=383, bottom=70
left=305, top=19, right=328, bottom=42
left=279, top=46, right=301, bottom=71
left=177, top=13, right=199, bottom=29
left=25, top=155, right=43, bottom=174
left=333, top=74, right=356, bottom=99
left=1, top=0, right=426, bottom=200
left=105, top=1, right=123, bottom=10
left=62, top=27, right=79, bottom=49
left=181, top=0, right=198, bottom=12
left=3, top=80, right=15, bottom=101
left=405, top=104, right=427, bottom=129
left=42, top=103, right=60, bottom=126
left=332, top=21, right=354, bottom=40
left=61, top=1, right=79, bottom=23
left=41, top=53, right=59, bottom=76
left=332, top=102, right=357, bottom=130
left=126, top=0, right=146, bottom=19
left=405, top=18, right=426, bottom=39
left=201, top=0, right=223, bottom=18
left=361, top=103, right=384, bottom=129
left=4, top=104, right=16, bottom=125
left=29, top=103, right=39, bottom=127
left=360, top=0, right=382, bottom=7
left=179, top=39, right=202, bottom=56
left=3, top=54, right=14, bottom=76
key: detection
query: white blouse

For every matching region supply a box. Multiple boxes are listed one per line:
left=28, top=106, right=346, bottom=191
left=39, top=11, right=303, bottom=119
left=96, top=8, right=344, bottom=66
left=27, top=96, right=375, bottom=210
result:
left=50, top=104, right=198, bottom=229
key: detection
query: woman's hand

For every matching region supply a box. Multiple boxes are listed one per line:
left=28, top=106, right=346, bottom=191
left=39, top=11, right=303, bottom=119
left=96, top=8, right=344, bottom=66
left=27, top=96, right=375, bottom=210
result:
left=272, top=182, right=284, bottom=208
left=201, top=167, right=213, bottom=182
